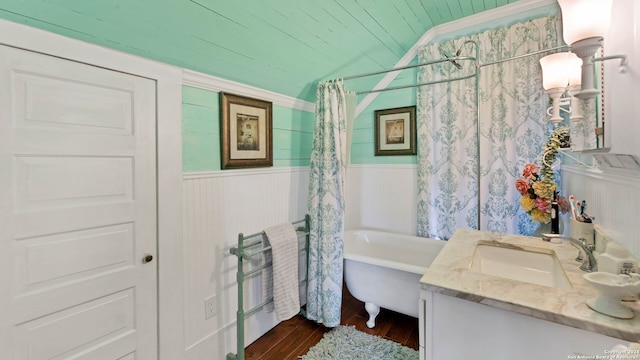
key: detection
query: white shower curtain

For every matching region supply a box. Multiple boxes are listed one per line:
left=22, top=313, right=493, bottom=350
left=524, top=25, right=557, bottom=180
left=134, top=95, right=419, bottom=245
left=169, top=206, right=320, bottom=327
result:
left=417, top=17, right=559, bottom=239
left=416, top=41, right=478, bottom=239
left=306, top=80, right=354, bottom=327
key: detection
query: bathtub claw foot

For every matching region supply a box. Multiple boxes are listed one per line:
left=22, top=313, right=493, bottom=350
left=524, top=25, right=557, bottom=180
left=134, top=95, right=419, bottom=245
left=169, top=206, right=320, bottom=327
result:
left=365, top=302, right=380, bottom=328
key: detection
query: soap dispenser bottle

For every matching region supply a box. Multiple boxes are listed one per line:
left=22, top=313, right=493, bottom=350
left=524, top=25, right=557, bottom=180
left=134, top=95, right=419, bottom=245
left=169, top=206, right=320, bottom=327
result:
left=550, top=191, right=559, bottom=234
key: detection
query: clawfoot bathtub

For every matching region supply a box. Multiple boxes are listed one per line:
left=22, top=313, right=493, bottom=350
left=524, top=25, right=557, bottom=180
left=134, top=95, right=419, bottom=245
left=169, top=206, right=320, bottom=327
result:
left=343, top=230, right=445, bottom=328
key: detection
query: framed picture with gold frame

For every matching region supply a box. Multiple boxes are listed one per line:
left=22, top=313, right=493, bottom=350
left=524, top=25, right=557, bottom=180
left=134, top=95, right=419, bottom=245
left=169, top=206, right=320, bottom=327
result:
left=220, top=92, right=273, bottom=169
left=374, top=106, right=416, bottom=156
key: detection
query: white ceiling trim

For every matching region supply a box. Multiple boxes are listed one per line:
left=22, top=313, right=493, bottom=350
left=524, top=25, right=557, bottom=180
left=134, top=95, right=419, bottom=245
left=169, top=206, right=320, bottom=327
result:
left=183, top=69, right=315, bottom=113
left=354, top=0, right=557, bottom=117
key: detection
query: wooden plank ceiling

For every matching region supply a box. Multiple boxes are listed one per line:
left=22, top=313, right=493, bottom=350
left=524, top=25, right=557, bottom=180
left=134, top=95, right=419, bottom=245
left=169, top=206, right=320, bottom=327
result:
left=0, top=0, right=520, bottom=102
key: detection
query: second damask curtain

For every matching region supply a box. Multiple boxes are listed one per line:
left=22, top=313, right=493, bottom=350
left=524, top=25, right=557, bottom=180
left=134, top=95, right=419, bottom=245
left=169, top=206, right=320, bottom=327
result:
left=416, top=16, right=559, bottom=239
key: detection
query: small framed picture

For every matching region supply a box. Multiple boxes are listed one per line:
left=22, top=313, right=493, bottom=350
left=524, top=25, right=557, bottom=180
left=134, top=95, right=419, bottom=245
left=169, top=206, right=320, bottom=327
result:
left=374, top=106, right=416, bottom=156
left=220, top=92, right=273, bottom=169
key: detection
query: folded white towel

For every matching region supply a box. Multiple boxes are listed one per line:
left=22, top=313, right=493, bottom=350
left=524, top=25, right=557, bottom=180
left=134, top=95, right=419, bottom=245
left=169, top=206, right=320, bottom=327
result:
left=261, top=223, right=300, bottom=321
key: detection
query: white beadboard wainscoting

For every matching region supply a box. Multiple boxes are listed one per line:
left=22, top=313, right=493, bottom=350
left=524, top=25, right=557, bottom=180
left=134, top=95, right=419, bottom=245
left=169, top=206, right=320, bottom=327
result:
left=345, top=164, right=418, bottom=235
left=182, top=167, right=309, bottom=360
left=562, top=165, right=640, bottom=258
left=180, top=163, right=640, bottom=359
left=182, top=164, right=418, bottom=358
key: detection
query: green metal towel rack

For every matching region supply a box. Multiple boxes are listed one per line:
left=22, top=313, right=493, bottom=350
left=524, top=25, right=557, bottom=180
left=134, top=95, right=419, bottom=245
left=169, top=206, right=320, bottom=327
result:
left=226, top=215, right=311, bottom=360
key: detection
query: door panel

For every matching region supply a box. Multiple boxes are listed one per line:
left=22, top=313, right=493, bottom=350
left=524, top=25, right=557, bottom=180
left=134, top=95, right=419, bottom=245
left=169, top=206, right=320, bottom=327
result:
left=15, top=290, right=135, bottom=360
left=13, top=71, right=134, bottom=135
left=0, top=45, right=157, bottom=359
left=14, top=156, right=133, bottom=209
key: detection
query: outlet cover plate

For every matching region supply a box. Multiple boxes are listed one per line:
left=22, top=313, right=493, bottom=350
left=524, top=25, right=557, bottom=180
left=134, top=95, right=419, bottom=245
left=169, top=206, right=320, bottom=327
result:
left=205, top=295, right=217, bottom=319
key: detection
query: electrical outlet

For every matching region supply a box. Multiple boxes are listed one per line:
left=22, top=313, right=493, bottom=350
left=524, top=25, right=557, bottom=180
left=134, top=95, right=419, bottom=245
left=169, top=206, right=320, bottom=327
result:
left=205, top=295, right=217, bottom=319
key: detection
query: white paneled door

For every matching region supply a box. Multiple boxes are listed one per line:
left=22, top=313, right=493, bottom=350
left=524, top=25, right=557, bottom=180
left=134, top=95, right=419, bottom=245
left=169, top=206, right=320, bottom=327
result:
left=0, top=45, right=157, bottom=359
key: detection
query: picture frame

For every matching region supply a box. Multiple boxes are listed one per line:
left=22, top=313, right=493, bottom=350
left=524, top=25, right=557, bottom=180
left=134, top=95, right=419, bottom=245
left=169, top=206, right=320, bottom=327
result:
left=220, top=92, right=273, bottom=169
left=374, top=106, right=416, bottom=156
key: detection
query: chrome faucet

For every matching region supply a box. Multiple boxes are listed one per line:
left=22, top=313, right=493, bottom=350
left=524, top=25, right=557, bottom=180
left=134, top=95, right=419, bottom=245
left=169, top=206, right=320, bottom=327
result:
left=542, top=234, right=598, bottom=272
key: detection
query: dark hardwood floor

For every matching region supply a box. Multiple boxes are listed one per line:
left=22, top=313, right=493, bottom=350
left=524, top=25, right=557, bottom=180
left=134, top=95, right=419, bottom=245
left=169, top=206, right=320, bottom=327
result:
left=244, top=286, right=419, bottom=360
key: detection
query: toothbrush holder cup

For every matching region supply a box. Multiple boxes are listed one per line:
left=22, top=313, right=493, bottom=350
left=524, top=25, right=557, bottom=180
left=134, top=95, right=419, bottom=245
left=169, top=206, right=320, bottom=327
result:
left=570, top=218, right=595, bottom=248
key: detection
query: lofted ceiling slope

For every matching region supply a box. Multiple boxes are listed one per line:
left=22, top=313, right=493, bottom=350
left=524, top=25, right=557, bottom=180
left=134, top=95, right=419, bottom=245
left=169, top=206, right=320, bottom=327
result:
left=0, top=0, right=521, bottom=102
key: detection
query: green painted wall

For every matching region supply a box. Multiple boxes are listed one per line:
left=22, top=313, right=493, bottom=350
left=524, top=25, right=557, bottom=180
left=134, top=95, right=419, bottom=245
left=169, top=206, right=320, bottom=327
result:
left=182, top=86, right=314, bottom=172
left=183, top=86, right=220, bottom=172
left=350, top=64, right=418, bottom=165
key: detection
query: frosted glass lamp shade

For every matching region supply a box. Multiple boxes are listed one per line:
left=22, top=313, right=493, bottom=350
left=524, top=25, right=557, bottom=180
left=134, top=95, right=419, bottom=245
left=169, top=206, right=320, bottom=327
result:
left=540, top=53, right=569, bottom=90
left=558, top=0, right=612, bottom=45
left=568, top=52, right=582, bottom=87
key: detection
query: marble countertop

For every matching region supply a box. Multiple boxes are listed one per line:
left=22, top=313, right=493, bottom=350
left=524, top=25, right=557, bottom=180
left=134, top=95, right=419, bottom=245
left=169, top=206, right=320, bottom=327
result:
left=419, top=228, right=640, bottom=342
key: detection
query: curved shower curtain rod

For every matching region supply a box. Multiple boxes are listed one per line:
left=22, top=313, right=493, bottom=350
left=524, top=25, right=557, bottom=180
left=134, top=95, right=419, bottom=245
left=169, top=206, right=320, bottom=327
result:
left=342, top=55, right=478, bottom=82
left=339, top=44, right=568, bottom=95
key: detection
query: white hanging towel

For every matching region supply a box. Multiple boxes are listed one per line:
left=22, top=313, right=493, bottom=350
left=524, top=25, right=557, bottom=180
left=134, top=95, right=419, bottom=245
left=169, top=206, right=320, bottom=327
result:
left=261, top=223, right=300, bottom=321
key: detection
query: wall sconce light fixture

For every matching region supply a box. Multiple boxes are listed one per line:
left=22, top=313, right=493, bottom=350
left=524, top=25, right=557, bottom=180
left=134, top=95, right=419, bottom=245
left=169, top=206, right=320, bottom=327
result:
left=540, top=52, right=573, bottom=126
left=566, top=52, right=584, bottom=123
left=558, top=0, right=627, bottom=99
left=540, top=52, right=584, bottom=126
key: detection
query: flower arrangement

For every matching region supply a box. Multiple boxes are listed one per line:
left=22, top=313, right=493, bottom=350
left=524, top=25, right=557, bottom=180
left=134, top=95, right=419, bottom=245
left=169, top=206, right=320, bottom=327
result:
left=515, top=126, right=570, bottom=223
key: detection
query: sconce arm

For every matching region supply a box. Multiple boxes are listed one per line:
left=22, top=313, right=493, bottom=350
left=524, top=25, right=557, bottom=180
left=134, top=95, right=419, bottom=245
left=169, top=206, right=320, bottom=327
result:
left=592, top=54, right=628, bottom=73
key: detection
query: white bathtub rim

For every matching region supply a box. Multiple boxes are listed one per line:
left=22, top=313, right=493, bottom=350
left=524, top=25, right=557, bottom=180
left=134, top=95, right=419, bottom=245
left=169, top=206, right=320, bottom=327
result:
left=343, top=254, right=427, bottom=275
left=343, top=229, right=445, bottom=274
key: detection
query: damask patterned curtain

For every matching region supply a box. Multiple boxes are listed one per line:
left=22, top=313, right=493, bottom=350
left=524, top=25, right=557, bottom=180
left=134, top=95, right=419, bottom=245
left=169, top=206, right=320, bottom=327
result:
left=306, top=80, right=354, bottom=327
left=416, top=16, right=559, bottom=239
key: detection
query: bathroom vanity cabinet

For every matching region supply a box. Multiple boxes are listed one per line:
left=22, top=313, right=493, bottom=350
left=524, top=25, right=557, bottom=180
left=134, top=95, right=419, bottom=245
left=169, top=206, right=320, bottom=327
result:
left=419, top=229, right=640, bottom=360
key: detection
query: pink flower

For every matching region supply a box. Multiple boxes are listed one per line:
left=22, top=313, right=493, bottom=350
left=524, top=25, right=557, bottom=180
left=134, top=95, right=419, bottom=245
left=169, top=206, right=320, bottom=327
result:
left=557, top=195, right=570, bottom=214
left=536, top=197, right=550, bottom=213
left=514, top=179, right=529, bottom=195
left=522, top=163, right=539, bottom=179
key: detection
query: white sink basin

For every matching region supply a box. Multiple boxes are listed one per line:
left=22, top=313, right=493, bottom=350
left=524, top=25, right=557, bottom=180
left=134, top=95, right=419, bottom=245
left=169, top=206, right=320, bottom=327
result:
left=469, top=241, right=572, bottom=290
